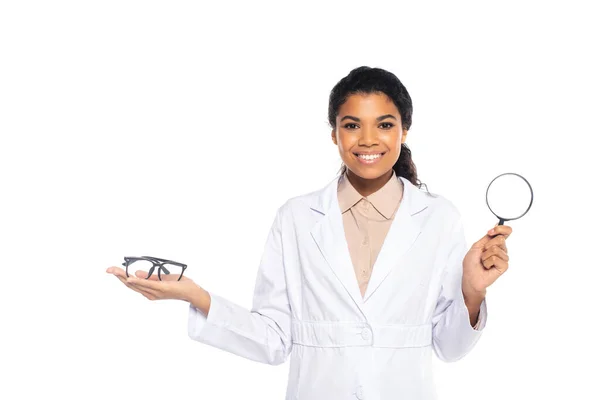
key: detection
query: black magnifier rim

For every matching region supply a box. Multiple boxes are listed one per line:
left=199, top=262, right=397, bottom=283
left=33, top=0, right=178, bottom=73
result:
left=485, top=172, right=534, bottom=222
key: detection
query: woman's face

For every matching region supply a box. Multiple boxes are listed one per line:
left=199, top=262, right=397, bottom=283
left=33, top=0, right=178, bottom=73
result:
left=332, top=92, right=407, bottom=182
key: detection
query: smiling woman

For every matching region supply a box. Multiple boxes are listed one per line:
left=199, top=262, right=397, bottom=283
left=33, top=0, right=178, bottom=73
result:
left=328, top=66, right=426, bottom=197
left=108, top=66, right=513, bottom=400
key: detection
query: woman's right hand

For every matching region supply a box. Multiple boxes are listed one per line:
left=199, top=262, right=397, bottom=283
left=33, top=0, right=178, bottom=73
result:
left=106, top=266, right=211, bottom=314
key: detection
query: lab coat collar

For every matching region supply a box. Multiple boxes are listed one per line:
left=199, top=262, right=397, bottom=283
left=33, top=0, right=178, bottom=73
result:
left=309, top=173, right=432, bottom=310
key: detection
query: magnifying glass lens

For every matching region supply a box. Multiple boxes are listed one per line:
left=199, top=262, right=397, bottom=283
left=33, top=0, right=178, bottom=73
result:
left=487, top=174, right=532, bottom=220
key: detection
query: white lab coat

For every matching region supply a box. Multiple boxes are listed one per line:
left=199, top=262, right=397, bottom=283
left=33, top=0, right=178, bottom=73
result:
left=188, top=174, right=487, bottom=400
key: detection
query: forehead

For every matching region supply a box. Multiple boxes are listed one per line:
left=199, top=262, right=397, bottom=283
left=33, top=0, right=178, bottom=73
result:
left=338, top=92, right=399, bottom=117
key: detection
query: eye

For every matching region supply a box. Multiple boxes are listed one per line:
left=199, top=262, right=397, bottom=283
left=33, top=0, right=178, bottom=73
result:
left=379, top=122, right=394, bottom=129
left=343, top=123, right=359, bottom=129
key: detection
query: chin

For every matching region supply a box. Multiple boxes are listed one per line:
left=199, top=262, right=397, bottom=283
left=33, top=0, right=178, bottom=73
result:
left=347, top=164, right=393, bottom=180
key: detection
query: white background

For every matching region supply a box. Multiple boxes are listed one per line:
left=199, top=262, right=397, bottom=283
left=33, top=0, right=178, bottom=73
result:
left=1, top=1, right=598, bottom=399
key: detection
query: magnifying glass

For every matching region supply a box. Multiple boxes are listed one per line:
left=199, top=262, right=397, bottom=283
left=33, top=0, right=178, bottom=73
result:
left=485, top=172, right=533, bottom=225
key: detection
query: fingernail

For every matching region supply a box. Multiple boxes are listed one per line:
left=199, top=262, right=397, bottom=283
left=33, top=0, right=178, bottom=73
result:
left=488, top=228, right=494, bottom=234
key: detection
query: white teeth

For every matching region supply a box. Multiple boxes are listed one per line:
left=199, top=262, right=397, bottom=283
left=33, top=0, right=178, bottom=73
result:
left=357, top=153, right=382, bottom=160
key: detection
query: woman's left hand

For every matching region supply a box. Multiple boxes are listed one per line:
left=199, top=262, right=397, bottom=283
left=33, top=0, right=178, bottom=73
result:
left=462, top=224, right=513, bottom=298
left=106, top=266, right=200, bottom=302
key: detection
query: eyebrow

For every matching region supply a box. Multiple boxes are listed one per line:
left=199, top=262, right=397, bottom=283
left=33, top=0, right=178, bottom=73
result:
left=340, top=114, right=397, bottom=122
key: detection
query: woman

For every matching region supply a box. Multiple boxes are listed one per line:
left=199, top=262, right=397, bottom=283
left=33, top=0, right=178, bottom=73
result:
left=107, top=66, right=512, bottom=399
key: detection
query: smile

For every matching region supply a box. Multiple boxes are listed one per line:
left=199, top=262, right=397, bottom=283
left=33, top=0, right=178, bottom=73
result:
left=354, top=152, right=385, bottom=165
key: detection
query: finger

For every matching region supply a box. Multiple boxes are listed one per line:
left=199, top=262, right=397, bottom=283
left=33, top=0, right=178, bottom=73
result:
left=127, top=282, right=162, bottom=300
left=107, top=266, right=127, bottom=278
left=482, top=246, right=509, bottom=263
left=490, top=258, right=509, bottom=274
left=488, top=225, right=512, bottom=239
left=484, top=235, right=507, bottom=252
left=134, top=270, right=160, bottom=280
left=473, top=232, right=492, bottom=248
left=133, top=269, right=184, bottom=282
left=158, top=273, right=183, bottom=282
left=116, top=274, right=139, bottom=288
left=115, top=275, right=158, bottom=299
left=482, top=254, right=510, bottom=271
left=481, top=256, right=499, bottom=269
left=127, top=283, right=155, bottom=298
left=476, top=225, right=511, bottom=250
left=132, top=286, right=160, bottom=300
left=127, top=277, right=165, bottom=292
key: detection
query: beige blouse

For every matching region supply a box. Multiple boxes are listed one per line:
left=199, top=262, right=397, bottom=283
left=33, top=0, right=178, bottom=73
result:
left=337, top=170, right=403, bottom=298
left=337, top=170, right=481, bottom=329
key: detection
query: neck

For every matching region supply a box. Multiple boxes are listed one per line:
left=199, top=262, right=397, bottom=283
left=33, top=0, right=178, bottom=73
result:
left=346, top=169, right=394, bottom=197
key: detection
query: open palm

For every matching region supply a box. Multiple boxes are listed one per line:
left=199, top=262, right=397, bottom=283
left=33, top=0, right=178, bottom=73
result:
left=106, top=266, right=199, bottom=301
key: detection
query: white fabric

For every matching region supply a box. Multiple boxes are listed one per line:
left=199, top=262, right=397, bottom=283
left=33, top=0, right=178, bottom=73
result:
left=188, top=174, right=487, bottom=400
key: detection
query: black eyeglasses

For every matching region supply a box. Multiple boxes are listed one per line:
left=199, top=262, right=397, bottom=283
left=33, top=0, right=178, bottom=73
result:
left=122, top=256, right=187, bottom=281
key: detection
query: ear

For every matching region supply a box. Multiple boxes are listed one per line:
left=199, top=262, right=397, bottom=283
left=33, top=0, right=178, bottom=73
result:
left=401, top=128, right=408, bottom=144
left=331, top=129, right=338, bottom=145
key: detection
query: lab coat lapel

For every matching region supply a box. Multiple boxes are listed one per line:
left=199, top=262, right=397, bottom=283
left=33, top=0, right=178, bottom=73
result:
left=310, top=175, right=366, bottom=312
left=363, top=176, right=428, bottom=301
left=309, top=175, right=431, bottom=310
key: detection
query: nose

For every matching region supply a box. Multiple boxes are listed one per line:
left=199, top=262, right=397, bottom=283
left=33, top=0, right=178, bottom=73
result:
left=358, top=126, right=378, bottom=146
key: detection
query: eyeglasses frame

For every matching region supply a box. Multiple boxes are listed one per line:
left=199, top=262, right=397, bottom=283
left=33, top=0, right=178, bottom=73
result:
left=122, top=255, right=187, bottom=281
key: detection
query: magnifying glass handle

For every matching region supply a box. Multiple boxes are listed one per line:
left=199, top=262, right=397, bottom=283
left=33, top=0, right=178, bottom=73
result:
left=498, top=218, right=505, bottom=226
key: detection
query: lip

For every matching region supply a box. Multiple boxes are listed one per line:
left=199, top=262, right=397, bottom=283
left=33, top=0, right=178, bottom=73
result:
left=354, top=151, right=385, bottom=165
left=353, top=151, right=386, bottom=155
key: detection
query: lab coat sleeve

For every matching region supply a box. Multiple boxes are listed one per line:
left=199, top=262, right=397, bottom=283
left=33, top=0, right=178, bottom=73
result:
left=187, top=206, right=292, bottom=365
left=432, top=214, right=488, bottom=362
